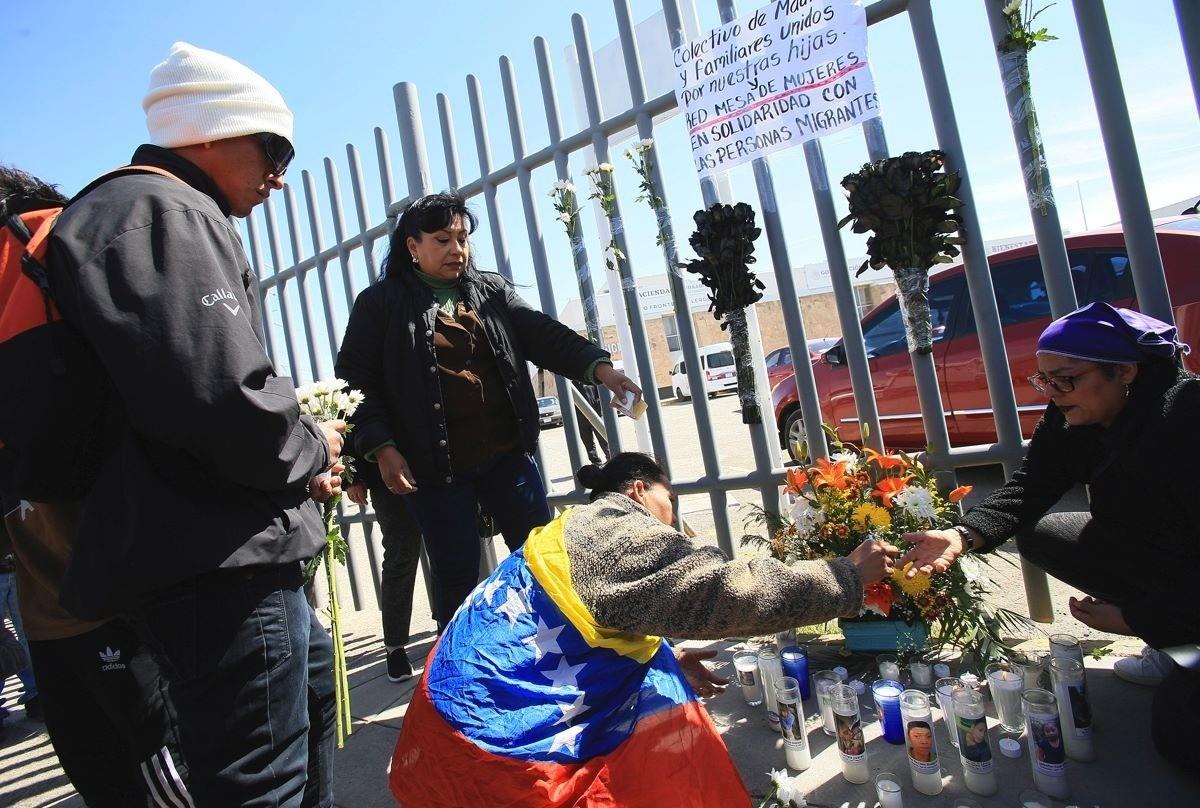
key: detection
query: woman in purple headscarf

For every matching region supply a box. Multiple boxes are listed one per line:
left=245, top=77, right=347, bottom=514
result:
left=903, top=302, right=1199, bottom=773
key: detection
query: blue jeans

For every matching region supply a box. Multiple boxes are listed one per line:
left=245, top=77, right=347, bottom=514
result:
left=0, top=571, right=37, bottom=700
left=135, top=563, right=335, bottom=807
left=404, top=450, right=551, bottom=625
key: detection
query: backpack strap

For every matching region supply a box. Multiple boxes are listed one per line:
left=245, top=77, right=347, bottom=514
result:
left=69, top=164, right=183, bottom=206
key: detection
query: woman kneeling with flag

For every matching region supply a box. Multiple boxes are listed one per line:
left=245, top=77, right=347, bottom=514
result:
left=390, top=453, right=898, bottom=806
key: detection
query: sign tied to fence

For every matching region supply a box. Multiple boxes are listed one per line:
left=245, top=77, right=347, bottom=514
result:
left=673, top=0, right=880, bottom=176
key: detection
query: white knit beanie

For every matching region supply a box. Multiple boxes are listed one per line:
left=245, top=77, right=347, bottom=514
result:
left=143, top=41, right=293, bottom=148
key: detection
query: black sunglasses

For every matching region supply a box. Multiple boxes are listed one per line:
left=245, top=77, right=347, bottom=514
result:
left=254, top=132, right=295, bottom=177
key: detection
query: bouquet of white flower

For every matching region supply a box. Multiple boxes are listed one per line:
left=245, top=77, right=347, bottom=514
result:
left=295, top=378, right=363, bottom=748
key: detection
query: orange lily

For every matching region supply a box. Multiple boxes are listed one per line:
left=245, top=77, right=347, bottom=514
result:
left=808, top=457, right=852, bottom=490
left=873, top=475, right=910, bottom=507
left=784, top=467, right=807, bottom=495
left=948, top=485, right=973, bottom=503
left=864, top=447, right=909, bottom=471
left=863, top=581, right=893, bottom=617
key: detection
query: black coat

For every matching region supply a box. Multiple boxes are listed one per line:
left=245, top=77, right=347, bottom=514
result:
left=335, top=267, right=608, bottom=486
left=959, top=362, right=1200, bottom=648
left=46, top=145, right=329, bottom=619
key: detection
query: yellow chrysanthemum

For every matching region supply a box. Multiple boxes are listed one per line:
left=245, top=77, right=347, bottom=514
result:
left=890, top=562, right=932, bottom=597
left=851, top=502, right=892, bottom=531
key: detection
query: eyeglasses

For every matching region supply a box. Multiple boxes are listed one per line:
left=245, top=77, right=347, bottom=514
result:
left=254, top=132, right=294, bottom=178
left=1027, top=365, right=1102, bottom=395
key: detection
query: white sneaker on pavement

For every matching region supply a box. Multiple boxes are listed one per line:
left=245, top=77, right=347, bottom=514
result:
left=1113, top=645, right=1174, bottom=686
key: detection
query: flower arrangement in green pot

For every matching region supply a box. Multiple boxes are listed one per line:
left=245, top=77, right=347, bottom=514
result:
left=838, top=150, right=964, bottom=355
left=679, top=202, right=766, bottom=423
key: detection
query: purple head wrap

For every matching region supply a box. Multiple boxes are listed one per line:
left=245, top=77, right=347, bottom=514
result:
left=1037, top=302, right=1190, bottom=364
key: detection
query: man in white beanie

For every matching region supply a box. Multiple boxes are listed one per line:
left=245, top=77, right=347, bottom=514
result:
left=46, top=42, right=341, bottom=807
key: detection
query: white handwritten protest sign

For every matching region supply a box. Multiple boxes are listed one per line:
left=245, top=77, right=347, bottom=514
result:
left=673, top=0, right=880, bottom=176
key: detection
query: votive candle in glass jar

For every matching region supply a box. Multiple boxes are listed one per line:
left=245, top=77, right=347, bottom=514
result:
left=899, top=689, right=943, bottom=795
left=1050, top=657, right=1094, bottom=762
left=952, top=687, right=997, bottom=796
left=1022, top=688, right=1071, bottom=800
left=831, top=683, right=870, bottom=784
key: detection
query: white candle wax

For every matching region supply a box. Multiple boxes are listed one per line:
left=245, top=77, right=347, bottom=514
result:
left=899, top=690, right=943, bottom=796
left=880, top=662, right=901, bottom=680
left=910, top=661, right=933, bottom=687
left=1050, top=658, right=1095, bottom=763
left=733, top=654, right=762, bottom=706
left=875, top=779, right=904, bottom=808
left=1023, top=692, right=1071, bottom=800
left=953, top=690, right=997, bottom=796
left=832, top=685, right=869, bottom=785
left=758, top=650, right=783, bottom=733
left=775, top=678, right=811, bottom=772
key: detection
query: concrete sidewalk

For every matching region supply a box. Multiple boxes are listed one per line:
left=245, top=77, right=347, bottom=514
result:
left=4, top=606, right=1196, bottom=807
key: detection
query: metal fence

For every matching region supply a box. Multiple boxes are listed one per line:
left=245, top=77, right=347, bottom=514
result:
left=243, top=0, right=1194, bottom=619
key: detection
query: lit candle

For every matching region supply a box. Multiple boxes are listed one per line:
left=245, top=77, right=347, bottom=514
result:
left=1050, top=657, right=1095, bottom=763
left=733, top=653, right=762, bottom=706
left=899, top=689, right=943, bottom=795
left=877, top=653, right=900, bottom=681
left=758, top=648, right=784, bottom=733
left=813, top=670, right=841, bottom=736
left=780, top=646, right=810, bottom=701
left=984, top=663, right=1025, bottom=733
left=910, top=658, right=933, bottom=688
left=874, top=771, right=904, bottom=808
left=774, top=676, right=811, bottom=771
left=871, top=679, right=906, bottom=744
left=934, top=677, right=963, bottom=749
left=831, top=683, right=870, bottom=784
left=952, top=688, right=997, bottom=796
left=1022, top=689, right=1071, bottom=800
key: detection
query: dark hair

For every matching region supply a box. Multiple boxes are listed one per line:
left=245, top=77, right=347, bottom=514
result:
left=0, top=164, right=68, bottom=208
left=576, top=452, right=669, bottom=501
left=908, top=720, right=932, bottom=733
left=382, top=191, right=479, bottom=280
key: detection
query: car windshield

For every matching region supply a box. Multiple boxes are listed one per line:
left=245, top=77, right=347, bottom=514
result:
left=706, top=350, right=735, bottom=369
left=537, top=397, right=557, bottom=407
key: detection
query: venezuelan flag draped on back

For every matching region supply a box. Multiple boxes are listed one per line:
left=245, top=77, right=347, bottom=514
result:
left=389, top=509, right=748, bottom=807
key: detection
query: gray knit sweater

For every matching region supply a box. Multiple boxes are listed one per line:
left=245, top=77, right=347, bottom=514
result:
left=563, top=493, right=863, bottom=640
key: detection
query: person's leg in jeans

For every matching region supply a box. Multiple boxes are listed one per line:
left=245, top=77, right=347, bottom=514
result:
left=475, top=450, right=553, bottom=553
left=402, top=483, right=484, bottom=626
left=369, top=484, right=423, bottom=676
left=0, top=571, right=38, bottom=704
left=303, top=608, right=335, bottom=808
left=137, top=563, right=325, bottom=807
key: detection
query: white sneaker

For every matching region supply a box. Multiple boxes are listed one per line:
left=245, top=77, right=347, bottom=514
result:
left=1113, top=646, right=1174, bottom=686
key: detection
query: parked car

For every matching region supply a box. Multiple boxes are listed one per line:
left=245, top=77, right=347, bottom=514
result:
left=669, top=342, right=738, bottom=400
left=537, top=396, right=563, bottom=429
left=765, top=337, right=839, bottom=389
left=772, top=218, right=1200, bottom=460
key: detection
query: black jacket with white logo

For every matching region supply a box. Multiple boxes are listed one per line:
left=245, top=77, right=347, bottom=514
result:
left=47, top=145, right=329, bottom=619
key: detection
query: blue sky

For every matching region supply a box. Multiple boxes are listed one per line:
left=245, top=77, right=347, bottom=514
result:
left=3, top=0, right=1196, bottom=381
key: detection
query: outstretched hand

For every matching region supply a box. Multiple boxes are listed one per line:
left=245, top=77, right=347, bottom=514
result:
left=898, top=528, right=966, bottom=578
left=675, top=648, right=728, bottom=698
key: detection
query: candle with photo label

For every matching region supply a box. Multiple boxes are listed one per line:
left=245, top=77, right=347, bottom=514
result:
left=733, top=652, right=762, bottom=706
left=1050, top=658, right=1094, bottom=762
left=831, top=684, right=870, bottom=784
left=899, top=690, right=943, bottom=795
left=952, top=688, right=997, bottom=796
left=1023, top=689, right=1071, bottom=799
left=774, top=676, right=811, bottom=771
left=758, top=648, right=784, bottom=733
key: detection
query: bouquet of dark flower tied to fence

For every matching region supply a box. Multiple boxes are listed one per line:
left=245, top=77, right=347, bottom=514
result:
left=838, top=150, right=964, bottom=355
left=296, top=379, right=363, bottom=748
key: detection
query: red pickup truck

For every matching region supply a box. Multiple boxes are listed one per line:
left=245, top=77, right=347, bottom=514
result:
left=771, top=218, right=1200, bottom=459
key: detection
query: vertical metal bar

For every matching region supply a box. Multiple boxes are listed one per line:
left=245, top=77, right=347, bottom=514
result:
left=375, top=127, right=398, bottom=219
left=1178, top=0, right=1200, bottom=120
left=984, top=2, right=1078, bottom=320
left=262, top=198, right=302, bottom=381
left=437, top=93, right=464, bottom=191
left=466, top=76, right=515, bottom=281
left=861, top=119, right=956, bottom=487
left=909, top=0, right=1051, bottom=622
left=533, top=35, right=625, bottom=455
left=347, top=144, right=381, bottom=284
left=1073, top=0, right=1173, bottom=323
left=282, top=185, right=323, bottom=383
left=244, top=214, right=279, bottom=365
left=301, top=170, right=342, bottom=369
left=324, top=157, right=359, bottom=308
left=803, top=139, right=884, bottom=452
left=499, top=54, right=586, bottom=479
left=573, top=12, right=674, bottom=475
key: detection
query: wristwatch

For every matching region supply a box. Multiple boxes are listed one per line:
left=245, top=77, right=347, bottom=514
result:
left=951, top=525, right=976, bottom=554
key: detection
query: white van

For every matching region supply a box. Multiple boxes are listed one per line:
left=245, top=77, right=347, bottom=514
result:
left=668, top=342, right=738, bottom=400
